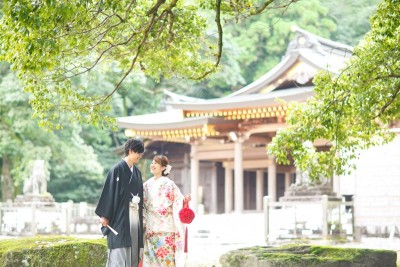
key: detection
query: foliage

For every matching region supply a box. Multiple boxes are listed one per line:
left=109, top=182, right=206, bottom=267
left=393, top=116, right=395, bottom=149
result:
left=225, top=0, right=336, bottom=84
left=47, top=128, right=104, bottom=203
left=220, top=244, right=397, bottom=267
left=174, top=0, right=337, bottom=99
left=0, top=70, right=104, bottom=203
left=0, top=0, right=297, bottom=129
left=268, top=0, right=400, bottom=180
left=321, top=0, right=381, bottom=46
left=0, top=68, right=52, bottom=198
left=175, top=0, right=379, bottom=99
left=0, top=236, right=107, bottom=267
left=0, top=0, right=383, bottom=201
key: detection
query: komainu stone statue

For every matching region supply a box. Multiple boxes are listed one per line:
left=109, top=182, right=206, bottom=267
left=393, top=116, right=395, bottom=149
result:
left=23, top=160, right=47, bottom=195
left=15, top=159, right=54, bottom=206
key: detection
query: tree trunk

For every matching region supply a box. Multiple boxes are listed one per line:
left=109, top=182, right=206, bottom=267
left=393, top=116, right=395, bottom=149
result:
left=1, top=156, right=14, bottom=201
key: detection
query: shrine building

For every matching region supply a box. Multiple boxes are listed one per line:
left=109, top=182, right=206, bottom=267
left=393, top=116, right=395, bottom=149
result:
left=117, top=26, right=353, bottom=214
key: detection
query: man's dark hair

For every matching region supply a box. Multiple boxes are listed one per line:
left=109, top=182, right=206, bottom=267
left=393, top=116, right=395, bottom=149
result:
left=124, top=138, right=144, bottom=156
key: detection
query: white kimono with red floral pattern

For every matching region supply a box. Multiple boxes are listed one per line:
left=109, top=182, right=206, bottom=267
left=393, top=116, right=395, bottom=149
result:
left=143, top=176, right=185, bottom=267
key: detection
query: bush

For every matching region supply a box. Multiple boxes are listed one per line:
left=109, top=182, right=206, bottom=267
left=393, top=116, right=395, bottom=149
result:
left=220, top=244, right=398, bottom=267
left=0, top=236, right=107, bottom=267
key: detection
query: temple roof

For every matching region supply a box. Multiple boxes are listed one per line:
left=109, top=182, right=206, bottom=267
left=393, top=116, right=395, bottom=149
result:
left=165, top=26, right=352, bottom=105
left=117, top=26, right=353, bottom=139
left=118, top=109, right=225, bottom=130
left=164, top=87, right=314, bottom=111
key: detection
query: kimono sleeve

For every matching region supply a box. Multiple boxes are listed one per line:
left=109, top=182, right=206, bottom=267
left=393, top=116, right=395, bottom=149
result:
left=172, top=182, right=185, bottom=232
left=95, top=168, right=119, bottom=220
left=142, top=181, right=149, bottom=226
left=171, top=182, right=186, bottom=266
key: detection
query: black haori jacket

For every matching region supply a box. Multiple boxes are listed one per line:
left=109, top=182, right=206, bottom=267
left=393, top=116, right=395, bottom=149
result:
left=95, top=160, right=144, bottom=251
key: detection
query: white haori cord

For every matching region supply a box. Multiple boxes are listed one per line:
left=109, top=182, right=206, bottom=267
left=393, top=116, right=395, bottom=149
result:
left=130, top=193, right=140, bottom=219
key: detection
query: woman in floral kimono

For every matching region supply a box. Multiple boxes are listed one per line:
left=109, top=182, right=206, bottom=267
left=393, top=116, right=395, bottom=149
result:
left=143, top=155, right=190, bottom=267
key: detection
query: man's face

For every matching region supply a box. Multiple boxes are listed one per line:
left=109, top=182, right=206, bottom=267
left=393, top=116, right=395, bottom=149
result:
left=129, top=150, right=143, bottom=164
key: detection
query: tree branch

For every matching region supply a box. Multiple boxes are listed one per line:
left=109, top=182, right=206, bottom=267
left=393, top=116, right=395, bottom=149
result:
left=190, top=0, right=223, bottom=80
left=377, top=83, right=400, bottom=118
left=147, top=0, right=166, bottom=16
left=94, top=14, right=159, bottom=106
left=250, top=0, right=275, bottom=15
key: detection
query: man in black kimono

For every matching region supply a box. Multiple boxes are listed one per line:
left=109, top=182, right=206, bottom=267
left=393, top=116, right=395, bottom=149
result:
left=95, top=138, right=145, bottom=267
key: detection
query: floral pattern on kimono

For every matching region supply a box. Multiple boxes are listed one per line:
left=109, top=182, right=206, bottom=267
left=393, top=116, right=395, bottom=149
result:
left=143, top=177, right=185, bottom=267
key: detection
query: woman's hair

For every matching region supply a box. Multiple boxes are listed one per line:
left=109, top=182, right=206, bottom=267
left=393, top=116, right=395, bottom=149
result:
left=153, top=155, right=170, bottom=176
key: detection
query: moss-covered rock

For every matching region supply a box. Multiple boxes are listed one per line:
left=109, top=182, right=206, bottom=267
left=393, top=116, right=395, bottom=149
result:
left=0, top=236, right=107, bottom=267
left=220, top=244, right=397, bottom=267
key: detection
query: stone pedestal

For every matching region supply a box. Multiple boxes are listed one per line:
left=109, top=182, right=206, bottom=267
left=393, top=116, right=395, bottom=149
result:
left=14, top=193, right=55, bottom=207
left=277, top=180, right=346, bottom=239
left=280, top=181, right=341, bottom=202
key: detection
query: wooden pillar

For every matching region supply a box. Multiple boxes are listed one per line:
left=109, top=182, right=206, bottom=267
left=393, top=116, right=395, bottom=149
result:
left=285, top=172, right=291, bottom=191
left=268, top=160, right=277, bottom=202
left=234, top=139, right=244, bottom=212
left=264, top=196, right=270, bottom=242
left=256, top=169, right=264, bottom=211
left=210, top=164, right=218, bottom=214
left=183, top=152, right=191, bottom=195
left=190, top=144, right=199, bottom=213
left=224, top=167, right=233, bottom=213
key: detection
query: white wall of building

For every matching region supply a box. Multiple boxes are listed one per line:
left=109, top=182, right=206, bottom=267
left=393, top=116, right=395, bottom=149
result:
left=339, top=135, right=400, bottom=233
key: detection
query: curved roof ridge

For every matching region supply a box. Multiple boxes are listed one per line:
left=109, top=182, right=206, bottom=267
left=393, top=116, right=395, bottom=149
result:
left=291, top=25, right=353, bottom=53
left=163, top=89, right=203, bottom=103
left=163, top=27, right=353, bottom=101
left=226, top=27, right=353, bottom=97
left=226, top=51, right=301, bottom=97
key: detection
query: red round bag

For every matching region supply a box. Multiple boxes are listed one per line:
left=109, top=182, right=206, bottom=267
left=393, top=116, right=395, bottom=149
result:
left=179, top=199, right=195, bottom=224
left=179, top=198, right=194, bottom=253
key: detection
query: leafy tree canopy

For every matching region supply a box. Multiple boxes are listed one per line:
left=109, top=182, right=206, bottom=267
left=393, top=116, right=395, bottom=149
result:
left=322, top=0, right=381, bottom=46
left=0, top=68, right=104, bottom=203
left=0, top=0, right=296, bottom=129
left=47, top=129, right=104, bottom=203
left=268, top=0, right=400, bottom=181
left=167, top=0, right=380, bottom=100
left=224, top=0, right=336, bottom=85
